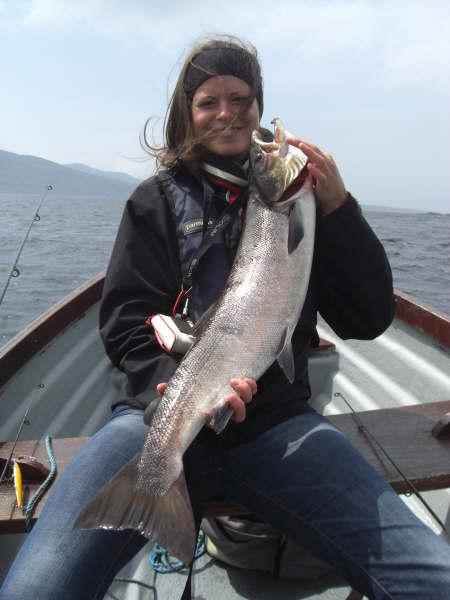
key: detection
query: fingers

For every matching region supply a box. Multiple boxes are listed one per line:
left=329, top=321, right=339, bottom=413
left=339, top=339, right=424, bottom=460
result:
left=227, top=395, right=246, bottom=423
left=160, top=377, right=257, bottom=426
left=285, top=134, right=301, bottom=148
left=228, top=377, right=257, bottom=423
left=156, top=382, right=167, bottom=396
left=298, top=141, right=333, bottom=174
left=204, top=394, right=247, bottom=426
left=286, top=137, right=338, bottom=180
left=230, top=377, right=257, bottom=403
left=286, top=137, right=332, bottom=183
left=286, top=138, right=347, bottom=214
left=285, top=136, right=322, bottom=156
left=206, top=377, right=258, bottom=426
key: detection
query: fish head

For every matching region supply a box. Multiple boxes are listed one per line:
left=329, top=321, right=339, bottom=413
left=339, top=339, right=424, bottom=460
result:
left=249, top=118, right=309, bottom=209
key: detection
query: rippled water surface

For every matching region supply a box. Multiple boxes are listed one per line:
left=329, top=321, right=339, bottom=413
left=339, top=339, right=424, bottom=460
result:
left=0, top=192, right=448, bottom=349
left=364, top=210, right=449, bottom=317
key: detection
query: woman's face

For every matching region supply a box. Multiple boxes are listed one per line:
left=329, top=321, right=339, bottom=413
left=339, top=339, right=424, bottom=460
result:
left=191, top=75, right=260, bottom=160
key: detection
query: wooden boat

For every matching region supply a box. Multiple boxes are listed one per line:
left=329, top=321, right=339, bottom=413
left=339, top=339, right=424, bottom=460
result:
left=0, top=272, right=449, bottom=598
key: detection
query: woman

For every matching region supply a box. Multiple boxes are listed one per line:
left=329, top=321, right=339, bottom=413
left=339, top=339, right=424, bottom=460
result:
left=2, top=37, right=449, bottom=600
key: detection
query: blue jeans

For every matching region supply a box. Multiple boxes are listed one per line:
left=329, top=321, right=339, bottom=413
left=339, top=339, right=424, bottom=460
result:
left=1, top=408, right=449, bottom=599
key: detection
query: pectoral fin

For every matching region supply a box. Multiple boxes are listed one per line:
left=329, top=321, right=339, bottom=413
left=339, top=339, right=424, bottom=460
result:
left=288, top=203, right=304, bottom=254
left=277, top=329, right=296, bottom=384
left=208, top=402, right=234, bottom=434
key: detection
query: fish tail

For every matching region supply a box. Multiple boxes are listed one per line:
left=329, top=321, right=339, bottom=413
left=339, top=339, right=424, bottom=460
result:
left=72, top=453, right=196, bottom=566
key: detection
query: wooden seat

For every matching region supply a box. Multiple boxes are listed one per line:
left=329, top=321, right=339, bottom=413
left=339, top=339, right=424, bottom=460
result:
left=1, top=400, right=449, bottom=534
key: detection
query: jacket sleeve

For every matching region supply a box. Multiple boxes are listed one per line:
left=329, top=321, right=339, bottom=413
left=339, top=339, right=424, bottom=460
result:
left=315, top=195, right=395, bottom=339
left=99, top=177, right=182, bottom=408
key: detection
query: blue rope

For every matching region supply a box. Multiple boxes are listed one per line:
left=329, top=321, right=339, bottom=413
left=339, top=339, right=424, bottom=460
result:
left=25, top=436, right=57, bottom=531
left=149, top=529, right=206, bottom=573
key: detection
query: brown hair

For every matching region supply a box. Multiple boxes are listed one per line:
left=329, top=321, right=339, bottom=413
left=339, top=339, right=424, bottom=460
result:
left=142, top=35, right=263, bottom=169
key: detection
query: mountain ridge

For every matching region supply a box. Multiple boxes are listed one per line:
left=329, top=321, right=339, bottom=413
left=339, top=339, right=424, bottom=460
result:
left=65, top=162, right=141, bottom=184
left=0, top=149, right=142, bottom=197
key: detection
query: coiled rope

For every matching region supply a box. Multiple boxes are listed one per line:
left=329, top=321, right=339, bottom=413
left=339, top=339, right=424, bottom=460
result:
left=149, top=529, right=206, bottom=573
left=24, top=435, right=57, bottom=531
left=107, top=532, right=206, bottom=598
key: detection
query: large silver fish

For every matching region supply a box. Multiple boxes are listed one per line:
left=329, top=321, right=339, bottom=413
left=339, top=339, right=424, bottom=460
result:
left=74, top=118, right=316, bottom=565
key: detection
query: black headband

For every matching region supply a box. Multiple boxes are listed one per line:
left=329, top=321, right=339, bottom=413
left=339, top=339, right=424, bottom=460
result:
left=184, top=47, right=263, bottom=114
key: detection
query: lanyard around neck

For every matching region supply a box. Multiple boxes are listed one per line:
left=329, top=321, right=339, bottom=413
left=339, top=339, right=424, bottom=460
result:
left=174, top=187, right=248, bottom=317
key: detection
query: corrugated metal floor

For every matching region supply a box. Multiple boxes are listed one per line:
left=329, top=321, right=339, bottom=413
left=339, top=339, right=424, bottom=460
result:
left=108, top=542, right=360, bottom=600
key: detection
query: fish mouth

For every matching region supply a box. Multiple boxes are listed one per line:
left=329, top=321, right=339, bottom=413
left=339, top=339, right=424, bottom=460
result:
left=251, top=128, right=279, bottom=164
left=251, top=118, right=309, bottom=205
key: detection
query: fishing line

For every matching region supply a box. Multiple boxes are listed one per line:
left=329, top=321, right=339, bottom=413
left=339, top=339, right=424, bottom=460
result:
left=0, top=184, right=53, bottom=307
left=334, top=392, right=448, bottom=535
left=0, top=383, right=44, bottom=484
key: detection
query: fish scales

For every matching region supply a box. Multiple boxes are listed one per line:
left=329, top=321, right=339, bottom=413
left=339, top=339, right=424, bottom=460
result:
left=137, top=184, right=314, bottom=499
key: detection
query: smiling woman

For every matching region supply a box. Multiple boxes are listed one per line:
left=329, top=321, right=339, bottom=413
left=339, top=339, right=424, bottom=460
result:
left=191, top=75, right=260, bottom=160
left=142, top=37, right=264, bottom=168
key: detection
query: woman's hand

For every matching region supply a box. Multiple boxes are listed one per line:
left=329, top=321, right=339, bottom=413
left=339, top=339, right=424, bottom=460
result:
left=156, top=377, right=257, bottom=424
left=286, top=136, right=348, bottom=215
left=226, top=377, right=257, bottom=422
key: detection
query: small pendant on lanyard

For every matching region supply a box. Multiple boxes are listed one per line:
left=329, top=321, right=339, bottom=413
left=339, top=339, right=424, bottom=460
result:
left=182, top=295, right=190, bottom=318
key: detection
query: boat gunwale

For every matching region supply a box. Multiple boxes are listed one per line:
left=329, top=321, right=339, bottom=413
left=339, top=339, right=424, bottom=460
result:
left=0, top=271, right=105, bottom=390
left=0, top=273, right=448, bottom=390
left=394, top=291, right=449, bottom=348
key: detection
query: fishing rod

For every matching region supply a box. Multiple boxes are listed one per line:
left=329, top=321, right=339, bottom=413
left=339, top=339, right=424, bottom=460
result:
left=334, top=392, right=448, bottom=535
left=0, top=184, right=53, bottom=307
left=0, top=383, right=44, bottom=484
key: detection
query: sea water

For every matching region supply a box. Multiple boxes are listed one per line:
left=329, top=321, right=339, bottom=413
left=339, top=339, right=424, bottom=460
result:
left=0, top=193, right=449, bottom=349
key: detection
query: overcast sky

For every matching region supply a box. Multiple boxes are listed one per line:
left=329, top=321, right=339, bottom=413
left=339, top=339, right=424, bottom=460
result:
left=1, top=0, right=449, bottom=211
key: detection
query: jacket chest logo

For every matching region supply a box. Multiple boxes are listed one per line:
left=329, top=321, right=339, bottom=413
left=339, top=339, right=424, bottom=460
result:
left=183, top=218, right=215, bottom=236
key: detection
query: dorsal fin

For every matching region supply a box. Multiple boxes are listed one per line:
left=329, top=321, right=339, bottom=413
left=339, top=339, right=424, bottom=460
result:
left=276, top=328, right=296, bottom=383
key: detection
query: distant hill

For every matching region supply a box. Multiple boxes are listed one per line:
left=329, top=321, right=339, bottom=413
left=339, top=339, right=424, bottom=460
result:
left=362, top=204, right=422, bottom=214
left=65, top=162, right=141, bottom=185
left=0, top=149, right=142, bottom=197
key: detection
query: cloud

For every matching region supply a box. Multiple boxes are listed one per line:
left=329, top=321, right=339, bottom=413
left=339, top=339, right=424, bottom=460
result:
left=4, top=0, right=447, bottom=94
left=253, top=1, right=450, bottom=94
left=379, top=13, right=450, bottom=92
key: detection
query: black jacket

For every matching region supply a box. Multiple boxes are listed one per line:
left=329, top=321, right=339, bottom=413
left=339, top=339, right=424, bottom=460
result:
left=99, top=162, right=395, bottom=445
